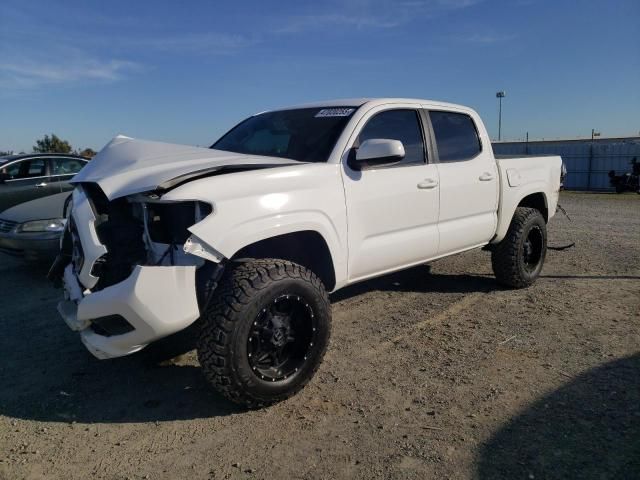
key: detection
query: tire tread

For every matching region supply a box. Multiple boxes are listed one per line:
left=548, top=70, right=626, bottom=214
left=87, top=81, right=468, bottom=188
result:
left=198, top=258, right=331, bottom=408
left=491, top=207, right=546, bottom=289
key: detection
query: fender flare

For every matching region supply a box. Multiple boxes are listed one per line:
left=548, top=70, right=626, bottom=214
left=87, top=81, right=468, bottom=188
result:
left=187, top=210, right=347, bottom=286
left=492, top=184, right=548, bottom=244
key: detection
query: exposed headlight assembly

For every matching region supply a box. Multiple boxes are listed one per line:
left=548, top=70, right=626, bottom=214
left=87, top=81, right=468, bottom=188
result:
left=18, top=218, right=67, bottom=233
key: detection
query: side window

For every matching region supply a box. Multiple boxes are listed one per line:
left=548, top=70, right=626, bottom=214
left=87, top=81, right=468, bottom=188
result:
left=52, top=158, right=86, bottom=176
left=429, top=111, right=481, bottom=162
left=2, top=159, right=46, bottom=179
left=26, top=159, right=46, bottom=176
left=357, top=109, right=425, bottom=165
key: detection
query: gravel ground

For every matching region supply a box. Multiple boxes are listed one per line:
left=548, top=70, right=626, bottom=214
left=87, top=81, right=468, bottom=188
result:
left=0, top=192, right=638, bottom=480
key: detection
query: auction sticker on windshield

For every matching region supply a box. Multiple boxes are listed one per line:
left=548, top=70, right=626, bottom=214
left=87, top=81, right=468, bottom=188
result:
left=315, top=108, right=355, bottom=118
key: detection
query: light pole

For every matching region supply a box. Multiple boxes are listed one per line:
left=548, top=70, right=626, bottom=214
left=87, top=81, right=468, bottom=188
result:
left=588, top=128, right=600, bottom=190
left=496, top=91, right=506, bottom=141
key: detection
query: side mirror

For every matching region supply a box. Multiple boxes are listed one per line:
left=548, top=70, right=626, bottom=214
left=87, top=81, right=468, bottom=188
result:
left=350, top=139, right=405, bottom=170
left=0, top=173, right=10, bottom=183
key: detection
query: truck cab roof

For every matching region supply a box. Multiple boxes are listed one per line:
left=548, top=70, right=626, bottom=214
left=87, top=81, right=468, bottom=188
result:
left=275, top=97, right=472, bottom=112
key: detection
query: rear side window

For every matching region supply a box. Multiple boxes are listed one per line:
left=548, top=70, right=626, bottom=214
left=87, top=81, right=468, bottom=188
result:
left=52, top=158, right=86, bottom=175
left=429, top=111, right=481, bottom=162
left=357, top=109, right=425, bottom=165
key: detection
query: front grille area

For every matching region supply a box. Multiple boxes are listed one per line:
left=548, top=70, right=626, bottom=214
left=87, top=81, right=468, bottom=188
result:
left=68, top=217, right=85, bottom=275
left=0, top=218, right=18, bottom=233
left=80, top=183, right=146, bottom=292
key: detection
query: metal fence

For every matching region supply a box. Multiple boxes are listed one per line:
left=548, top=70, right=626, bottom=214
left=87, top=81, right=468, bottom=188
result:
left=492, top=137, right=640, bottom=191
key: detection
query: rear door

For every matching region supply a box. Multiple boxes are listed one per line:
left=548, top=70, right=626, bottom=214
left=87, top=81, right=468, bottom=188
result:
left=49, top=157, right=88, bottom=193
left=0, top=158, right=57, bottom=213
left=341, top=105, right=440, bottom=282
left=426, top=109, right=498, bottom=255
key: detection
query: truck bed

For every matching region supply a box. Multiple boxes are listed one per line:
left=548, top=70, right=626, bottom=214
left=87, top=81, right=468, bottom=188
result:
left=492, top=154, right=563, bottom=243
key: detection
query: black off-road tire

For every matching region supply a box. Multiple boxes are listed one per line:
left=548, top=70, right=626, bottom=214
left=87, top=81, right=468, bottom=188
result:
left=491, top=207, right=547, bottom=288
left=197, top=259, right=331, bottom=408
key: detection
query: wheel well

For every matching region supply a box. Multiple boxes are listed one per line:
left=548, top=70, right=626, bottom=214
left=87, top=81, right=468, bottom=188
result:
left=518, top=193, right=548, bottom=221
left=231, top=231, right=336, bottom=291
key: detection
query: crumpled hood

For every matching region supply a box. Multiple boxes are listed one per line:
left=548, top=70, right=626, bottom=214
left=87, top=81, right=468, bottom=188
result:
left=72, top=135, right=302, bottom=200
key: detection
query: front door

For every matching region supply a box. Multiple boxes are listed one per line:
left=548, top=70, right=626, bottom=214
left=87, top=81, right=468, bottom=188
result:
left=0, top=157, right=56, bottom=213
left=341, top=106, right=440, bottom=282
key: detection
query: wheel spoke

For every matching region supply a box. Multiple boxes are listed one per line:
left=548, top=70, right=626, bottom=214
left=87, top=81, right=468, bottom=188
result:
left=256, top=351, right=270, bottom=363
left=271, top=298, right=293, bottom=316
left=522, top=226, right=543, bottom=271
left=270, top=349, right=281, bottom=366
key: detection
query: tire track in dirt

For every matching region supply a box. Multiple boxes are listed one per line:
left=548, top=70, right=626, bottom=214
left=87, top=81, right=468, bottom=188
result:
left=359, top=292, right=485, bottom=361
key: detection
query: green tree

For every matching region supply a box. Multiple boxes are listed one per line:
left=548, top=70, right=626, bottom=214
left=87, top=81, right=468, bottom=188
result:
left=77, top=147, right=97, bottom=159
left=0, top=150, right=14, bottom=156
left=33, top=134, right=72, bottom=153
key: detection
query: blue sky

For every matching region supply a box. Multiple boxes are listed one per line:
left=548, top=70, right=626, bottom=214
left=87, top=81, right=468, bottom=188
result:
left=1, top=0, right=638, bottom=152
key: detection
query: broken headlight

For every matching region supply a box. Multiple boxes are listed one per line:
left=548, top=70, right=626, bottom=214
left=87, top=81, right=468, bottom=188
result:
left=143, top=201, right=212, bottom=244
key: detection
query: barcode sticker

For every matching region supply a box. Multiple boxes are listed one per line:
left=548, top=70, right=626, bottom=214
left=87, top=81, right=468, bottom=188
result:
left=315, top=108, right=355, bottom=118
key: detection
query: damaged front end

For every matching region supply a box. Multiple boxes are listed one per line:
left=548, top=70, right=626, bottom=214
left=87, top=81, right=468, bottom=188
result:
left=50, top=183, right=225, bottom=359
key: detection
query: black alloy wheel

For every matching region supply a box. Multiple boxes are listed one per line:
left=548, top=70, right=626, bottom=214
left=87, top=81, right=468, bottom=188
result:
left=247, top=294, right=317, bottom=382
left=522, top=225, right=544, bottom=273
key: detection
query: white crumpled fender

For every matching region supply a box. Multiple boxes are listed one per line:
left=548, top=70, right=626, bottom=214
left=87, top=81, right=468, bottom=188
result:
left=161, top=162, right=349, bottom=290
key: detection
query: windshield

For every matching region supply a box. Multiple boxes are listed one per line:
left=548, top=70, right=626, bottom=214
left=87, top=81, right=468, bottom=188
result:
left=212, top=107, right=358, bottom=162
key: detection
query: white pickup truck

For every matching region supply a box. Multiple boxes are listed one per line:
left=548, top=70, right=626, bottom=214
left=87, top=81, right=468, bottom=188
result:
left=51, top=98, right=563, bottom=407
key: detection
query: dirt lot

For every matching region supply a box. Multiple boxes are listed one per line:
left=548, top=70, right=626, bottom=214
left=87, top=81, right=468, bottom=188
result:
left=1, top=192, right=638, bottom=480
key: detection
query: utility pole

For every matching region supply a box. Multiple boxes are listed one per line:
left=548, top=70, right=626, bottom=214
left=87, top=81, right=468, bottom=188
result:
left=496, top=91, right=506, bottom=141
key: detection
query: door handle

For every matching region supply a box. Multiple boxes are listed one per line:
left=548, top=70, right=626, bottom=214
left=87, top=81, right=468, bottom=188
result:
left=479, top=172, right=494, bottom=181
left=417, top=178, right=438, bottom=189
left=35, top=182, right=48, bottom=188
